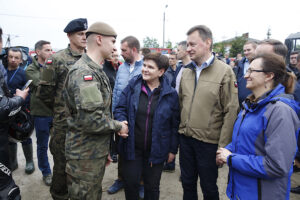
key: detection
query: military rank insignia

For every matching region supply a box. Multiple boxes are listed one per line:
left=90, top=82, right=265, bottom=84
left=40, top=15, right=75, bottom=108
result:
left=83, top=75, right=93, bottom=81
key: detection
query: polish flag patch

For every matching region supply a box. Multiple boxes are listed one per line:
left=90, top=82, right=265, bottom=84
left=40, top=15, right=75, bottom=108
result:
left=234, top=81, right=238, bottom=88
left=46, top=59, right=52, bottom=65
left=83, top=75, right=93, bottom=81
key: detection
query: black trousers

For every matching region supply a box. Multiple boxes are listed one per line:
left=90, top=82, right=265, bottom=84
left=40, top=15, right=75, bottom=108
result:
left=179, top=134, right=219, bottom=200
left=122, top=150, right=163, bottom=200
left=0, top=126, right=11, bottom=189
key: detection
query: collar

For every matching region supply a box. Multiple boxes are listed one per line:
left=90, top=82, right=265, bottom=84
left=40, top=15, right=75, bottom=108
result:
left=125, top=57, right=143, bottom=67
left=82, top=53, right=103, bottom=70
left=67, top=44, right=85, bottom=57
left=191, top=53, right=214, bottom=70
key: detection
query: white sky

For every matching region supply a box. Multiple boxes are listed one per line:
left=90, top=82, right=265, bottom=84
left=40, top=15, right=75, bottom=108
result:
left=1, top=0, right=300, bottom=51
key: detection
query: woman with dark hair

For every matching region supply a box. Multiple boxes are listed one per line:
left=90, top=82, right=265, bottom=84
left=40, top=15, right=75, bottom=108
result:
left=114, top=52, right=180, bottom=200
left=217, top=53, right=300, bottom=200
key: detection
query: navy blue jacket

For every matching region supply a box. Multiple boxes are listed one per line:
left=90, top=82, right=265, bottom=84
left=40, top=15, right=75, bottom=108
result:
left=225, top=84, right=300, bottom=200
left=236, top=57, right=252, bottom=106
left=114, top=74, right=180, bottom=164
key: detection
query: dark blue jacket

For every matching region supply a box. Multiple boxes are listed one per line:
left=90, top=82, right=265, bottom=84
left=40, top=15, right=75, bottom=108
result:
left=225, top=84, right=300, bottom=200
left=114, top=74, right=180, bottom=164
left=236, top=57, right=252, bottom=106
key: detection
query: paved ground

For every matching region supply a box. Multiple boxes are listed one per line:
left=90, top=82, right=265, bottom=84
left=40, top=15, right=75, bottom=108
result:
left=11, top=135, right=300, bottom=200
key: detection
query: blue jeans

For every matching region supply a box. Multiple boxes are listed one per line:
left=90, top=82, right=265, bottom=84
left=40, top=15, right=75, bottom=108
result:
left=34, top=116, right=52, bottom=176
left=179, top=134, right=219, bottom=200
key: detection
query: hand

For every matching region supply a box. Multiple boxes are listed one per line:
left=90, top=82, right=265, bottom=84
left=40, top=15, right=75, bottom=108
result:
left=167, top=153, right=176, bottom=163
left=118, top=121, right=129, bottom=138
left=15, top=88, right=29, bottom=100
left=216, top=156, right=225, bottom=167
left=216, top=148, right=232, bottom=163
left=106, top=153, right=113, bottom=167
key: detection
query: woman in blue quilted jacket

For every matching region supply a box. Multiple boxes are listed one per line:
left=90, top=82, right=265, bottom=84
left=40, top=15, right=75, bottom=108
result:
left=114, top=52, right=180, bottom=200
left=217, top=53, right=300, bottom=200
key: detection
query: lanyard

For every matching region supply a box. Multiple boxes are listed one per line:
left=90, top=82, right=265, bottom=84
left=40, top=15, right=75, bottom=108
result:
left=8, top=67, right=20, bottom=84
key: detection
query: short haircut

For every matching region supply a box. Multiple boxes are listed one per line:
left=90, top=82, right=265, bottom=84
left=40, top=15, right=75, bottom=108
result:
left=34, top=40, right=50, bottom=51
left=259, top=39, right=288, bottom=58
left=144, top=52, right=169, bottom=71
left=8, top=47, right=23, bottom=59
left=290, top=51, right=299, bottom=56
left=244, top=40, right=258, bottom=49
left=140, top=47, right=151, bottom=56
left=170, top=51, right=177, bottom=56
left=121, top=36, right=140, bottom=52
left=178, top=41, right=187, bottom=50
left=187, top=25, right=213, bottom=50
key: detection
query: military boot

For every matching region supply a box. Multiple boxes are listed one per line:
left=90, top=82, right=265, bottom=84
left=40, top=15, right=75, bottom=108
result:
left=8, top=144, right=18, bottom=171
left=22, top=143, right=35, bottom=174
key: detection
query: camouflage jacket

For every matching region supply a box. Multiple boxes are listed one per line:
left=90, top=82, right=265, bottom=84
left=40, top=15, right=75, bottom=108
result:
left=37, top=45, right=83, bottom=131
left=63, top=53, right=122, bottom=160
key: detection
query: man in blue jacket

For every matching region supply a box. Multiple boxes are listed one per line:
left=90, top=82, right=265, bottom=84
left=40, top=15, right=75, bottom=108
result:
left=236, top=41, right=257, bottom=106
left=109, top=36, right=144, bottom=197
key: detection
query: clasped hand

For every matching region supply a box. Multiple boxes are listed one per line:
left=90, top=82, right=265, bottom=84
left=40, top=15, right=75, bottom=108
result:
left=216, top=147, right=232, bottom=167
left=118, top=121, right=129, bottom=138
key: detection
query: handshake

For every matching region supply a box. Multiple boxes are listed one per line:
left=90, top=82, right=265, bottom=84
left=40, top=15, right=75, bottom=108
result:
left=118, top=121, right=129, bottom=138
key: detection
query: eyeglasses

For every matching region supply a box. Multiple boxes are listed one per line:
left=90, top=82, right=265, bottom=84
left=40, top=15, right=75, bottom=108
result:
left=246, top=68, right=267, bottom=75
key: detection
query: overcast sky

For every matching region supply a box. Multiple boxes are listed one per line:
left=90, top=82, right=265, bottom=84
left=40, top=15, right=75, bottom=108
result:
left=1, top=0, right=300, bottom=51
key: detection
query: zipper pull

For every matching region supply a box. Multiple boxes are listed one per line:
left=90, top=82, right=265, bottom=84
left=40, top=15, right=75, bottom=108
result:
left=150, top=162, right=153, bottom=168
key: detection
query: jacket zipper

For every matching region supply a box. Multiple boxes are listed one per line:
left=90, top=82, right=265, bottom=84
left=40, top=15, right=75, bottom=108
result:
left=144, top=95, right=154, bottom=151
left=186, top=68, right=198, bottom=129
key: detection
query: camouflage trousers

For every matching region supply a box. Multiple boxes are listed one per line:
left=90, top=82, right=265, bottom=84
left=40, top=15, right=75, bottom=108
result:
left=49, top=127, right=68, bottom=200
left=66, top=157, right=107, bottom=200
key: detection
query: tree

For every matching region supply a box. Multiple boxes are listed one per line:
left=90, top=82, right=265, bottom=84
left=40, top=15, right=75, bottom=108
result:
left=213, top=42, right=226, bottom=56
left=166, top=40, right=172, bottom=49
left=230, top=36, right=247, bottom=57
left=143, top=37, right=160, bottom=48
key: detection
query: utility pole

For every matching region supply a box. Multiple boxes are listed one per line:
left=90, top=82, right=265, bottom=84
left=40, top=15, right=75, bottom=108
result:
left=267, top=28, right=271, bottom=39
left=163, top=4, right=168, bottom=48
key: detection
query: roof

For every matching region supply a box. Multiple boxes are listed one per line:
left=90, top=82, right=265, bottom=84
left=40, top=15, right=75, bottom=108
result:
left=286, top=32, right=300, bottom=39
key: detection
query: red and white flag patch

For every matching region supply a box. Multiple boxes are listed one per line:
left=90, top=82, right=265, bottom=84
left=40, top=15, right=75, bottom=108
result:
left=83, top=75, right=93, bottom=81
left=46, top=59, right=52, bottom=65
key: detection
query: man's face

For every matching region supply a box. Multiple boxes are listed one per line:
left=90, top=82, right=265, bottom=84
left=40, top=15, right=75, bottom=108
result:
left=255, top=44, right=274, bottom=55
left=121, top=42, right=134, bottom=63
left=37, top=44, right=52, bottom=61
left=290, top=54, right=298, bottom=67
left=243, top=43, right=256, bottom=60
left=68, top=31, right=87, bottom=49
left=8, top=50, right=22, bottom=69
left=101, top=35, right=117, bottom=60
left=169, top=54, right=177, bottom=67
left=177, top=45, right=187, bottom=60
left=187, top=31, right=211, bottom=63
left=111, top=51, right=119, bottom=65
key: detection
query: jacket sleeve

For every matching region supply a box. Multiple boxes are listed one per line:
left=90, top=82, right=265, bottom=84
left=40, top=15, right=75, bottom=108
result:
left=219, top=68, right=239, bottom=147
left=112, top=70, right=120, bottom=113
left=113, top=84, right=130, bottom=122
left=65, top=69, right=122, bottom=134
left=228, top=103, right=299, bottom=179
left=225, top=142, right=233, bottom=152
left=25, top=64, right=39, bottom=89
left=170, top=92, right=180, bottom=154
left=0, top=87, right=24, bottom=121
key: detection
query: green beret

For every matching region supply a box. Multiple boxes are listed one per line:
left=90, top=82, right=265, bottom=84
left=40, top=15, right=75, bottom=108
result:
left=86, top=22, right=117, bottom=38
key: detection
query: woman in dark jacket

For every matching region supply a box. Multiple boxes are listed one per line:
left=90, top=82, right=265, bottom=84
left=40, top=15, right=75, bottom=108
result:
left=114, top=52, right=180, bottom=200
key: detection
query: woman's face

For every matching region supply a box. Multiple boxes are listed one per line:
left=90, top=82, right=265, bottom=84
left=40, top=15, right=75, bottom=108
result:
left=244, top=58, right=268, bottom=91
left=142, top=59, right=165, bottom=83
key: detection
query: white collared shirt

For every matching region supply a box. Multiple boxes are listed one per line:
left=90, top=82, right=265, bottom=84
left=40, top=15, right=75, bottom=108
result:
left=195, top=54, right=214, bottom=82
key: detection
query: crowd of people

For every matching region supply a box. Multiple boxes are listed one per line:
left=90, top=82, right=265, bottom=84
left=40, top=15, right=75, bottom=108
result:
left=0, top=17, right=300, bottom=200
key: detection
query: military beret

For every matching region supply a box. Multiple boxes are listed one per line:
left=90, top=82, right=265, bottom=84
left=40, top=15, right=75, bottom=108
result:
left=86, top=22, right=117, bottom=38
left=64, top=18, right=88, bottom=33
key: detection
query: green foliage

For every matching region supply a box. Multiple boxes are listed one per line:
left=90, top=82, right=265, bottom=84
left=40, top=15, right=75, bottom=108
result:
left=230, top=36, right=247, bottom=57
left=213, top=42, right=226, bottom=56
left=166, top=40, right=172, bottom=49
left=143, top=37, right=160, bottom=48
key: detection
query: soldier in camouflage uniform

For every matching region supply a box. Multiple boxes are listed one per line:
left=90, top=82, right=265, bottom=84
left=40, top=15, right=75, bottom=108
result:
left=37, top=18, right=88, bottom=200
left=63, top=22, right=129, bottom=200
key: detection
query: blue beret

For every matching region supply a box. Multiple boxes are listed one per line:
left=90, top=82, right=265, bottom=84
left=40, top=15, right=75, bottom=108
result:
left=64, top=18, right=88, bottom=33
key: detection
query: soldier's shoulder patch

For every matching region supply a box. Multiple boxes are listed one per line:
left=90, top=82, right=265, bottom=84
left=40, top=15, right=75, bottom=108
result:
left=83, top=75, right=93, bottom=81
left=46, top=59, right=52, bottom=65
left=234, top=81, right=238, bottom=88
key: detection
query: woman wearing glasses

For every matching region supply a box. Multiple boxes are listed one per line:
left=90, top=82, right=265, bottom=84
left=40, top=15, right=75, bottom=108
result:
left=217, top=53, right=300, bottom=200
